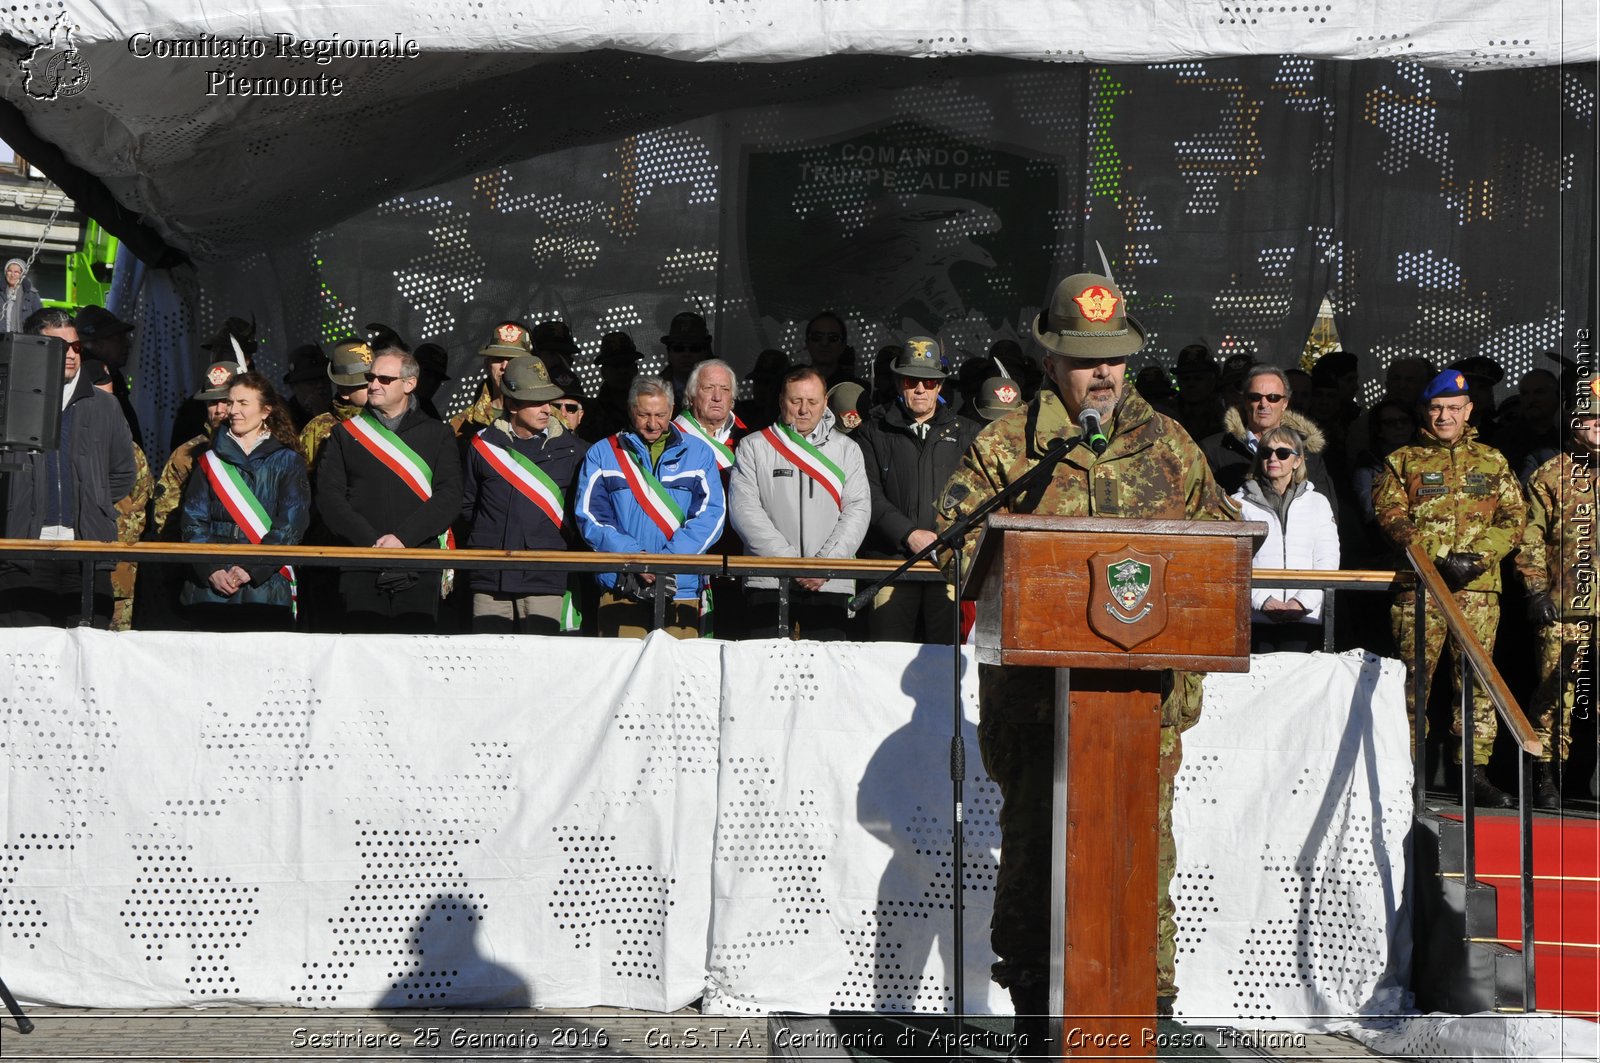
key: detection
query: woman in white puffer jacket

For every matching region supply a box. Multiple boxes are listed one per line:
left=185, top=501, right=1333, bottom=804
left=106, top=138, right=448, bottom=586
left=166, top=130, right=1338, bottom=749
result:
left=1231, top=424, right=1341, bottom=653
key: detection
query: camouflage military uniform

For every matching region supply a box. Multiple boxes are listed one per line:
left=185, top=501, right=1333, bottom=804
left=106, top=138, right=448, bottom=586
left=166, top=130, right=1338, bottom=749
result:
left=449, top=381, right=500, bottom=438
left=109, top=444, right=153, bottom=631
left=1514, top=448, right=1599, bottom=762
left=153, top=433, right=209, bottom=538
left=936, top=386, right=1233, bottom=1004
left=1373, top=425, right=1526, bottom=765
left=299, top=397, right=364, bottom=472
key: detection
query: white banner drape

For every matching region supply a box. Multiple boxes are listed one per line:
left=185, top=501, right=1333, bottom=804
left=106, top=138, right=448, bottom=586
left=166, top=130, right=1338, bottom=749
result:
left=0, top=630, right=1409, bottom=1028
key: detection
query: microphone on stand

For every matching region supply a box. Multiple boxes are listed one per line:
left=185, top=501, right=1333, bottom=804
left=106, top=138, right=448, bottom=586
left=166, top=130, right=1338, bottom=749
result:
left=1078, top=407, right=1109, bottom=456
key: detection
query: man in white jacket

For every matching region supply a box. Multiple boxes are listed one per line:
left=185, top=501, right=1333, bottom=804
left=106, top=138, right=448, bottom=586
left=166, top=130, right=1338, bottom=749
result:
left=729, top=367, right=870, bottom=639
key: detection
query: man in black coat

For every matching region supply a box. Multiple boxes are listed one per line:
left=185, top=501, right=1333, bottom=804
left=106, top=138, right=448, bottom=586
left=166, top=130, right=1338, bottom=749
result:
left=315, top=344, right=462, bottom=632
left=0, top=309, right=136, bottom=627
left=1200, top=364, right=1341, bottom=516
left=853, top=337, right=981, bottom=643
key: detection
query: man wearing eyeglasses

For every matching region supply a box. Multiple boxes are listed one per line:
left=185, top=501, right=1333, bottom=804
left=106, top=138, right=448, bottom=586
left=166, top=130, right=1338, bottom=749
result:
left=451, top=321, right=534, bottom=438
left=1200, top=363, right=1341, bottom=514
left=1374, top=369, right=1526, bottom=808
left=801, top=310, right=863, bottom=390
left=935, top=273, right=1235, bottom=1036
left=0, top=308, right=135, bottom=627
left=854, top=337, right=979, bottom=643
left=316, top=341, right=462, bottom=633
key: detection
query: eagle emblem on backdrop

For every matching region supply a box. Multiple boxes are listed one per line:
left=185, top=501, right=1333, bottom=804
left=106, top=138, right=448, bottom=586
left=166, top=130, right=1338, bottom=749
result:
left=1087, top=549, right=1170, bottom=649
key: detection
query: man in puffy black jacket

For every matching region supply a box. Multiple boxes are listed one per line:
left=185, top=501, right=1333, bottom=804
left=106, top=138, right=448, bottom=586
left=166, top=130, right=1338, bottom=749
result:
left=459, top=357, right=583, bottom=634
left=852, top=337, right=980, bottom=643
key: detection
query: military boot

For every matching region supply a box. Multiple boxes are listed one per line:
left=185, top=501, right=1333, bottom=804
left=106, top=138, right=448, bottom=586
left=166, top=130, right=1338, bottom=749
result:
left=1472, top=765, right=1516, bottom=809
left=1533, top=762, right=1562, bottom=812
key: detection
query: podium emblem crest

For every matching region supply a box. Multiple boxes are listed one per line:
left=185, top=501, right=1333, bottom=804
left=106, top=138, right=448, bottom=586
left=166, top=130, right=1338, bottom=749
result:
left=1088, top=549, right=1169, bottom=649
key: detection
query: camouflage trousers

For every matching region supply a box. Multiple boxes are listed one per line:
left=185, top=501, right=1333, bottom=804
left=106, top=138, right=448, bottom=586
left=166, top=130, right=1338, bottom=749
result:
left=976, top=665, right=1199, bottom=1004
left=1390, top=591, right=1500, bottom=766
left=1532, top=618, right=1598, bottom=763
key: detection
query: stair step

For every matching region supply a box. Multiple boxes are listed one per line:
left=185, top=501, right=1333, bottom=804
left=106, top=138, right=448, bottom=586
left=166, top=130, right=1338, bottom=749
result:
left=1441, top=814, right=1600, bottom=1016
left=1440, top=812, right=1599, bottom=877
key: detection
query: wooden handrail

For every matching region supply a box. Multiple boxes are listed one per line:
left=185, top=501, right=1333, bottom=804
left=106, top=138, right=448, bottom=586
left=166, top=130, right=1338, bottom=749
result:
left=1404, top=542, right=1541, bottom=757
left=0, top=538, right=944, bottom=579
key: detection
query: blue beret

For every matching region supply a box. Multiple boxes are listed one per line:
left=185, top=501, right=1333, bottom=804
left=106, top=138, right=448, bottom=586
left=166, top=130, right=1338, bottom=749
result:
left=1420, top=370, right=1471, bottom=402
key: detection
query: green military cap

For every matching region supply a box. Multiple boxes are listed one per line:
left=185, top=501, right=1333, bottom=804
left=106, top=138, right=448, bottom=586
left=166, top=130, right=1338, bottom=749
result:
left=893, top=336, right=947, bottom=379
left=1033, top=272, right=1146, bottom=360
left=480, top=321, right=534, bottom=359
left=827, top=380, right=866, bottom=432
left=192, top=361, right=238, bottom=401
left=976, top=376, right=1025, bottom=422
left=502, top=356, right=563, bottom=403
left=327, top=339, right=374, bottom=387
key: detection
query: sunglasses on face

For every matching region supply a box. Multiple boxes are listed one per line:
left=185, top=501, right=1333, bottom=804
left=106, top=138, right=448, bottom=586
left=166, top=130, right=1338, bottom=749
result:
left=553, top=401, right=583, bottom=414
left=807, top=331, right=842, bottom=343
left=668, top=344, right=705, bottom=354
left=364, top=372, right=401, bottom=385
left=1259, top=446, right=1299, bottom=460
left=901, top=378, right=941, bottom=391
left=1245, top=392, right=1286, bottom=404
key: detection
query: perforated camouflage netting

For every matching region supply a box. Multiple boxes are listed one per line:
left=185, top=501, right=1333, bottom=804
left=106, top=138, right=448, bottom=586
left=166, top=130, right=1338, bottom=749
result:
left=0, top=6, right=1593, bottom=463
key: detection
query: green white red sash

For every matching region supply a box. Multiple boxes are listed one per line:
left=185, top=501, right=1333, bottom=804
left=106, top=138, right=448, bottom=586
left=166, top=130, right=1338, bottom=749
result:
left=343, top=410, right=435, bottom=500
left=471, top=433, right=564, bottom=527
left=609, top=435, right=686, bottom=539
left=198, top=449, right=297, bottom=616
left=763, top=423, right=845, bottom=510
left=342, top=409, right=454, bottom=582
left=673, top=412, right=737, bottom=470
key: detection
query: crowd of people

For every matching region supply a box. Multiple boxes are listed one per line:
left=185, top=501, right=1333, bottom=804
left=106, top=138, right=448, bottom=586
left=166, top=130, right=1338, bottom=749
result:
left=0, top=268, right=1593, bottom=816
left=1, top=259, right=1592, bottom=1045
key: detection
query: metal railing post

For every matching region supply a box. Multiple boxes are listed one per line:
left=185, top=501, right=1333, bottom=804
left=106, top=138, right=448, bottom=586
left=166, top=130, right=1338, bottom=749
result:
left=1518, top=750, right=1537, bottom=1009
left=1413, top=585, right=1428, bottom=815
left=1459, top=647, right=1476, bottom=885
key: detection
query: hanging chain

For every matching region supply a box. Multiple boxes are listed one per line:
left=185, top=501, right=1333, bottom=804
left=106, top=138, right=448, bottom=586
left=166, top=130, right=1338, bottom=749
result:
left=20, top=196, right=67, bottom=276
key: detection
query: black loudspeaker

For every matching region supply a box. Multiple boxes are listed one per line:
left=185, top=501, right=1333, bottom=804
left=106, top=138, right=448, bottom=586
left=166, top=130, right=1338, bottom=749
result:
left=0, top=332, right=65, bottom=451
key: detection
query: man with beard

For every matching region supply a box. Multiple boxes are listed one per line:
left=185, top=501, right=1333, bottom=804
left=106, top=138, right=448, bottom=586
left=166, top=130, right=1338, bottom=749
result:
left=935, top=273, right=1234, bottom=1045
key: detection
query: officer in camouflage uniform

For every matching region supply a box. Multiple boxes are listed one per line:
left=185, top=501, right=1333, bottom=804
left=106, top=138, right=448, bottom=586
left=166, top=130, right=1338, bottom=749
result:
left=109, top=443, right=152, bottom=630
left=299, top=340, right=373, bottom=472
left=451, top=321, right=534, bottom=437
left=1514, top=376, right=1599, bottom=809
left=1374, top=369, right=1527, bottom=808
left=153, top=362, right=238, bottom=538
left=935, top=273, right=1235, bottom=1032
left=129, top=362, right=240, bottom=630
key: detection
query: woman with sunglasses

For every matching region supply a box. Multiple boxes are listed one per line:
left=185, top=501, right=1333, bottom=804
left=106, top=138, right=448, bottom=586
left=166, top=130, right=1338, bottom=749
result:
left=1232, top=425, right=1340, bottom=653
left=178, top=373, right=311, bottom=631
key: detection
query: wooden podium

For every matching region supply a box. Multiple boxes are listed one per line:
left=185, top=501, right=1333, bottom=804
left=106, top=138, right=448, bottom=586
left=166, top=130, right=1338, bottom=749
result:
left=964, top=515, right=1259, bottom=1058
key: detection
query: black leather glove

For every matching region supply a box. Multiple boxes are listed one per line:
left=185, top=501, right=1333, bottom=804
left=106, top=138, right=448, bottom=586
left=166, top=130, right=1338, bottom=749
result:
left=1526, top=591, right=1560, bottom=626
left=1437, top=552, right=1486, bottom=591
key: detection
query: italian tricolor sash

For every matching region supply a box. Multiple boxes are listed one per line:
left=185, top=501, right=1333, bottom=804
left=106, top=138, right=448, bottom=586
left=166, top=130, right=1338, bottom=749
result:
left=342, top=410, right=435, bottom=500
left=608, top=435, right=686, bottom=539
left=342, top=410, right=454, bottom=574
left=672, top=412, right=737, bottom=470
left=471, top=433, right=564, bottom=528
left=198, top=449, right=297, bottom=616
left=763, top=423, right=845, bottom=510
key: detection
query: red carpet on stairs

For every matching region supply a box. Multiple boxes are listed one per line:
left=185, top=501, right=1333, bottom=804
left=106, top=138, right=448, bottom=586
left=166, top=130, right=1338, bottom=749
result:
left=1442, top=812, right=1599, bottom=1018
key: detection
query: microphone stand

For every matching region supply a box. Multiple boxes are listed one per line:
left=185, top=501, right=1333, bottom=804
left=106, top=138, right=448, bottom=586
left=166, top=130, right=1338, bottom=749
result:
left=847, top=434, right=1079, bottom=1046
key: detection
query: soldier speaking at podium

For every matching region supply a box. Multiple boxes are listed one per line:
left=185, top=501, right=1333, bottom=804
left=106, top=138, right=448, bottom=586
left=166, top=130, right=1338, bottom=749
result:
left=935, top=273, right=1235, bottom=1035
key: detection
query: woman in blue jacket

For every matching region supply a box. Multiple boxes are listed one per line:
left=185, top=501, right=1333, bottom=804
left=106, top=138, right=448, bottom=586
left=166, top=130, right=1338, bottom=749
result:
left=179, top=373, right=311, bottom=630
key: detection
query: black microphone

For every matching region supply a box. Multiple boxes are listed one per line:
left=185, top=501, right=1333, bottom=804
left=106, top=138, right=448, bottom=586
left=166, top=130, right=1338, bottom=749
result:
left=1079, top=407, right=1109, bottom=456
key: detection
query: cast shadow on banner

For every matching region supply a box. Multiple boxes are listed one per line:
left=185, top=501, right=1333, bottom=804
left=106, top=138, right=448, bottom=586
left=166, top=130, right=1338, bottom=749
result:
left=374, top=893, right=532, bottom=1014
left=853, top=648, right=989, bottom=1013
